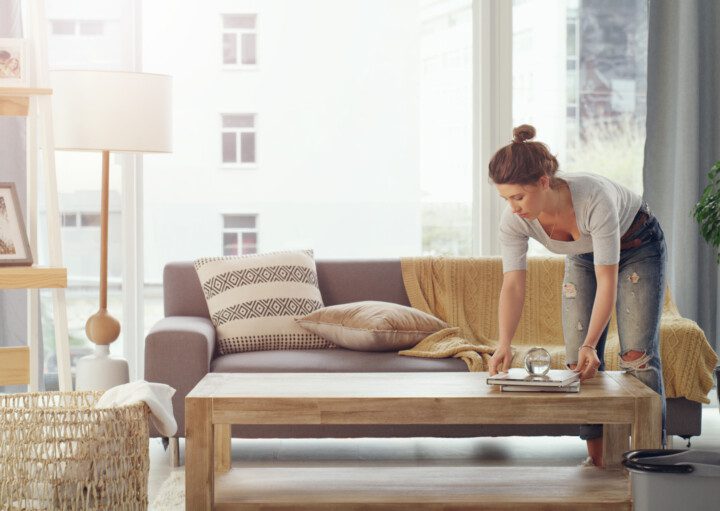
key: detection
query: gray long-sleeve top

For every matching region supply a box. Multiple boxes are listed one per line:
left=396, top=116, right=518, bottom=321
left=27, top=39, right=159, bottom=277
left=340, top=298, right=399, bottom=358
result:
left=499, top=172, right=642, bottom=273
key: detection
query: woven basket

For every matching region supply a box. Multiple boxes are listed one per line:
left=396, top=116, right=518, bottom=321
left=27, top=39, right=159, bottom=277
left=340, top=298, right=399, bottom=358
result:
left=0, top=391, right=149, bottom=510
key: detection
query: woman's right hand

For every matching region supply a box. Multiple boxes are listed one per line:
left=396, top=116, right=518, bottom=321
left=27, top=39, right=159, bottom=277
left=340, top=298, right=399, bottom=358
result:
left=488, top=344, right=513, bottom=375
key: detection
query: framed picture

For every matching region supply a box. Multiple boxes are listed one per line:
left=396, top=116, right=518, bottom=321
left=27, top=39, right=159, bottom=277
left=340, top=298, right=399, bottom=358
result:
left=0, top=183, right=33, bottom=266
left=0, top=38, right=27, bottom=87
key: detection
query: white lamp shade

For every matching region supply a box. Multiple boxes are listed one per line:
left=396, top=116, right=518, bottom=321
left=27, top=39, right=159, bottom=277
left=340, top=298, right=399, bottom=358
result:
left=51, top=70, right=172, bottom=153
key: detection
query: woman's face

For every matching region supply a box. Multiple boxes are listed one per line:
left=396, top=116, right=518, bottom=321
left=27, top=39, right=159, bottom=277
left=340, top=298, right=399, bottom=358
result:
left=495, top=176, right=549, bottom=220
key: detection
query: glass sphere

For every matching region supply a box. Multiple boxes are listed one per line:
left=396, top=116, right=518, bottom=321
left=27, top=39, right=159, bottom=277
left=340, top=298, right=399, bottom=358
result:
left=524, top=347, right=551, bottom=375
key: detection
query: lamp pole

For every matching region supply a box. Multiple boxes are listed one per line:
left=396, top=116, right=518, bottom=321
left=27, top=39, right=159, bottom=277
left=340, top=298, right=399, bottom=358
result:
left=76, top=150, right=126, bottom=390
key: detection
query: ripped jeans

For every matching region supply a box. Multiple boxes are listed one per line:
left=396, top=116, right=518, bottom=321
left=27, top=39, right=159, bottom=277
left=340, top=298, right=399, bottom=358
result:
left=562, top=209, right=667, bottom=443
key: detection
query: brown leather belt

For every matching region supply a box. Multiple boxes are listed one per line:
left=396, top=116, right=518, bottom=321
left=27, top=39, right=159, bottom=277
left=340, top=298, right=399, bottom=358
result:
left=620, top=205, right=650, bottom=250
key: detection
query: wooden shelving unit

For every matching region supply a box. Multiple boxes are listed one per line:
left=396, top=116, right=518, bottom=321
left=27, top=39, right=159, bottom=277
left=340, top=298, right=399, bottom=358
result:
left=0, top=266, right=67, bottom=289
left=0, top=263, right=67, bottom=388
left=1, top=78, right=71, bottom=390
left=0, top=265, right=66, bottom=386
left=0, top=87, right=52, bottom=117
left=0, top=347, right=30, bottom=386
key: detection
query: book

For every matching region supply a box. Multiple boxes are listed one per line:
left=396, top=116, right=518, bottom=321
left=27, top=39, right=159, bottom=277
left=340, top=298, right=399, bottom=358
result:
left=500, top=381, right=580, bottom=393
left=486, top=368, right=580, bottom=387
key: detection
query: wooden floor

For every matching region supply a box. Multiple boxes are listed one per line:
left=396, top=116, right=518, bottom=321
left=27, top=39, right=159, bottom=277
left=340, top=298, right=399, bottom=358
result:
left=148, top=398, right=720, bottom=510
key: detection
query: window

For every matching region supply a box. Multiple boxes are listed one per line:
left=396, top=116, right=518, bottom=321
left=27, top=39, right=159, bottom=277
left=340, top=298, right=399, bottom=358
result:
left=566, top=6, right=580, bottom=148
left=134, top=0, right=474, bottom=376
left=222, top=14, right=257, bottom=67
left=79, top=21, right=104, bottom=36
left=80, top=213, right=101, bottom=227
left=221, top=114, right=256, bottom=165
left=61, top=212, right=103, bottom=227
left=50, top=19, right=106, bottom=36
left=51, top=20, right=75, bottom=35
left=61, top=212, right=78, bottom=227
left=512, top=0, right=648, bottom=257
left=222, top=215, right=258, bottom=255
left=419, top=1, right=473, bottom=256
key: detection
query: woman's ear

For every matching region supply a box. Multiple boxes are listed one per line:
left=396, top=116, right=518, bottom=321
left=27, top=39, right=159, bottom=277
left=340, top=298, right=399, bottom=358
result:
left=538, top=175, right=550, bottom=190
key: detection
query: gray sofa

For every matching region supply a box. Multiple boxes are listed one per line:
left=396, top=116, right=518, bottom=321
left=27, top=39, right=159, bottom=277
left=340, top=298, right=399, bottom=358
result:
left=144, top=260, right=702, bottom=440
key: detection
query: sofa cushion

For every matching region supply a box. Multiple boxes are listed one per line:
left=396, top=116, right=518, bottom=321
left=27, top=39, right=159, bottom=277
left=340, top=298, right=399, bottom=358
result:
left=194, top=250, right=332, bottom=355
left=296, top=301, right=448, bottom=351
left=210, top=348, right=468, bottom=373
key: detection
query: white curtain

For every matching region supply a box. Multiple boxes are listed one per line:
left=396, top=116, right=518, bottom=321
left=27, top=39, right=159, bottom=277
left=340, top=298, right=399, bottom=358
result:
left=643, top=0, right=720, bottom=353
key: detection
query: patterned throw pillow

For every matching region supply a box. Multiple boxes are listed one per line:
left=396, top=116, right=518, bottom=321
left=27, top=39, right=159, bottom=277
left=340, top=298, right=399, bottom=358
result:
left=194, top=250, right=332, bottom=355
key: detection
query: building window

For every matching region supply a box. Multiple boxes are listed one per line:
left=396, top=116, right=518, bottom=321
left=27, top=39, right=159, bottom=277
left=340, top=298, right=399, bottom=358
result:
left=221, top=114, right=256, bottom=165
left=565, top=8, right=580, bottom=151
left=222, top=14, right=257, bottom=67
left=51, top=20, right=75, bottom=35
left=222, top=214, right=257, bottom=255
left=61, top=212, right=78, bottom=227
left=79, top=21, right=104, bottom=36
left=61, top=212, right=101, bottom=227
left=50, top=20, right=106, bottom=36
left=80, top=213, right=101, bottom=227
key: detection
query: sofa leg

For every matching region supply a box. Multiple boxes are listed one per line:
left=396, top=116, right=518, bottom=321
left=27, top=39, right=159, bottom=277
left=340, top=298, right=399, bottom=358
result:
left=214, top=423, right=231, bottom=472
left=169, top=436, right=180, bottom=468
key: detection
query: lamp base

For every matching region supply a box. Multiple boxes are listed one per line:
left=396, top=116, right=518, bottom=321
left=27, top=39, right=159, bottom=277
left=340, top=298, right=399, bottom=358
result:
left=75, top=344, right=129, bottom=391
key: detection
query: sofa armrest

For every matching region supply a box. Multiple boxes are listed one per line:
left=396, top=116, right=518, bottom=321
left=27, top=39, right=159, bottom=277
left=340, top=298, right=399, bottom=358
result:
left=144, top=316, right=216, bottom=437
left=657, top=315, right=718, bottom=403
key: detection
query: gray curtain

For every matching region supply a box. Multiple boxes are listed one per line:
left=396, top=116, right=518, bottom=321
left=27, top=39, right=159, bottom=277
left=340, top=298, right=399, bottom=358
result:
left=643, top=0, right=720, bottom=353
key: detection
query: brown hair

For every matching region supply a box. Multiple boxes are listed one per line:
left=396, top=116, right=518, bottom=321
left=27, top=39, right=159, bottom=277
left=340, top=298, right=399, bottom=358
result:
left=488, top=124, right=560, bottom=186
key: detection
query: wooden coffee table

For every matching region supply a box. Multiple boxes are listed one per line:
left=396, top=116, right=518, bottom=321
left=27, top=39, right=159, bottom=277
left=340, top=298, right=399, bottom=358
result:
left=185, top=371, right=661, bottom=510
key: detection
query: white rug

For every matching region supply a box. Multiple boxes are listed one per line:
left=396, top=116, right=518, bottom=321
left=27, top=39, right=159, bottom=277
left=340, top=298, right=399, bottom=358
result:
left=150, top=470, right=184, bottom=511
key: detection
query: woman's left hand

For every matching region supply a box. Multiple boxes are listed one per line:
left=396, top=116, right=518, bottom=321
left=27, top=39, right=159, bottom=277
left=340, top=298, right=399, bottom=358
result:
left=574, top=346, right=601, bottom=381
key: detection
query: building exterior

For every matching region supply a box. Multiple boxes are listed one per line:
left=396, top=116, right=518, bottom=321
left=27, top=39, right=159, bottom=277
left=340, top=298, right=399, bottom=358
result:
left=141, top=0, right=425, bottom=285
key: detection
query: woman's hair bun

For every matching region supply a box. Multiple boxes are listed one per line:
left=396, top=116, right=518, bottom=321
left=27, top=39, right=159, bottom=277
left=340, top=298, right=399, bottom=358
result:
left=512, top=124, right=536, bottom=143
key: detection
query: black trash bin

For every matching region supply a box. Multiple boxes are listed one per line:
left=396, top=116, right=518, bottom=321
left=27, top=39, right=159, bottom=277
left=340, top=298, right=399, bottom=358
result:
left=623, top=449, right=720, bottom=511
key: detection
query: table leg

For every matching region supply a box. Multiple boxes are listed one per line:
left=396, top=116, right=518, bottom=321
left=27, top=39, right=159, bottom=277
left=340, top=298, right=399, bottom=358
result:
left=169, top=436, right=180, bottom=468
left=214, top=423, right=231, bottom=473
left=186, top=397, right=214, bottom=510
left=602, top=424, right=631, bottom=469
left=632, top=394, right=662, bottom=450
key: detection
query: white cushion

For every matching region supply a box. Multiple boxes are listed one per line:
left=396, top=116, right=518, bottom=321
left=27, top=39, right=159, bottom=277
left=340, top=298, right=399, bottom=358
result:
left=194, top=250, right=332, bottom=354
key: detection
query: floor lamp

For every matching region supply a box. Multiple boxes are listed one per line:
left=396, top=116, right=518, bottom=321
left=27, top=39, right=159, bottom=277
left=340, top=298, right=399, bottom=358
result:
left=51, top=70, right=172, bottom=390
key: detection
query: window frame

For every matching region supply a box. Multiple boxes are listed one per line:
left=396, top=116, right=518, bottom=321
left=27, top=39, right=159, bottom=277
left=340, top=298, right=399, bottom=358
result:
left=61, top=212, right=78, bottom=227
left=475, top=0, right=512, bottom=255
left=565, top=6, right=581, bottom=151
left=79, top=212, right=101, bottom=227
left=220, top=113, right=258, bottom=169
left=125, top=2, right=511, bottom=382
left=50, top=19, right=107, bottom=37
left=221, top=13, right=258, bottom=70
left=221, top=214, right=259, bottom=256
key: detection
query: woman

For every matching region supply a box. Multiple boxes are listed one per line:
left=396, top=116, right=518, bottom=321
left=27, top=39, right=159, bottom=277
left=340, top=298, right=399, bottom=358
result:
left=487, top=124, right=667, bottom=467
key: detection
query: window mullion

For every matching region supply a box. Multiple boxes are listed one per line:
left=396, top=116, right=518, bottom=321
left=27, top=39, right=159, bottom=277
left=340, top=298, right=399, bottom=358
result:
left=474, top=0, right=512, bottom=256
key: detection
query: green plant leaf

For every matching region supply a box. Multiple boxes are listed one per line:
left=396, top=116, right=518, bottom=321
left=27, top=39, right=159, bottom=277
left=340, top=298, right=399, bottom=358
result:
left=693, top=160, right=720, bottom=258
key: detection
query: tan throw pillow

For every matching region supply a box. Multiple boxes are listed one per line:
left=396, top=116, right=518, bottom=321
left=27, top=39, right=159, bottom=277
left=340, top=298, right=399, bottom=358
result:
left=194, top=250, right=333, bottom=355
left=295, top=301, right=448, bottom=352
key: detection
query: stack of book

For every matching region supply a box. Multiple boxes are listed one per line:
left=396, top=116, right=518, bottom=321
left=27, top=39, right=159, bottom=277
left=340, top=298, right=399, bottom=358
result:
left=486, top=369, right=581, bottom=393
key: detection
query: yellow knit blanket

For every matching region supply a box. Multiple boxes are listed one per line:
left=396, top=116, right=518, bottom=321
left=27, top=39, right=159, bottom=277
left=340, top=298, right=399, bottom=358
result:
left=399, top=256, right=718, bottom=404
